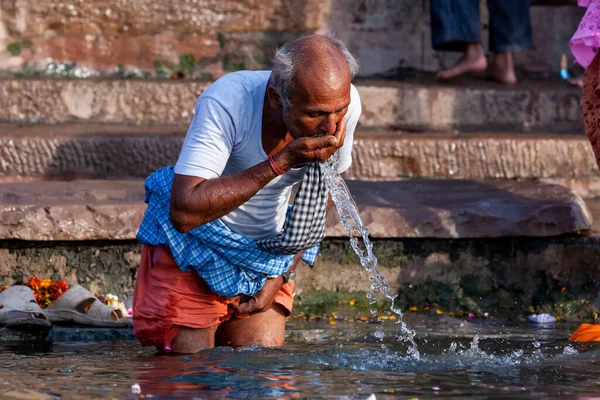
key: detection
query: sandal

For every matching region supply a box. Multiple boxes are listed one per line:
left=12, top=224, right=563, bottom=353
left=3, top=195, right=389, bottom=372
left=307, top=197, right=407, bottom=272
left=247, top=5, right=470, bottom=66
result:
left=45, top=285, right=132, bottom=328
left=0, top=286, right=52, bottom=333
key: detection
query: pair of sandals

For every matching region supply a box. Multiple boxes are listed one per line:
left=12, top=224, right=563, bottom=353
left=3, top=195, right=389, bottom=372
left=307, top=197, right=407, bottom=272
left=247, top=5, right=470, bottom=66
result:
left=0, top=284, right=132, bottom=334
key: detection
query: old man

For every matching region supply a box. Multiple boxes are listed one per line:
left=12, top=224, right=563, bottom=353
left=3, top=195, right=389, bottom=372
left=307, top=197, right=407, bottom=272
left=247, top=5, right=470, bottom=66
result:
left=132, top=34, right=362, bottom=353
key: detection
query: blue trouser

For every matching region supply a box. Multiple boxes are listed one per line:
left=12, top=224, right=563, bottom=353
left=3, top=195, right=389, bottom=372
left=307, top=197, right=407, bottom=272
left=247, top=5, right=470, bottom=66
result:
left=431, top=0, right=533, bottom=53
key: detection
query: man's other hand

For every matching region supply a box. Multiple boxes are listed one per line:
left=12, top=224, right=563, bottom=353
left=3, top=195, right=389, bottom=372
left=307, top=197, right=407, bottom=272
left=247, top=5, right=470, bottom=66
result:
left=230, top=276, right=284, bottom=315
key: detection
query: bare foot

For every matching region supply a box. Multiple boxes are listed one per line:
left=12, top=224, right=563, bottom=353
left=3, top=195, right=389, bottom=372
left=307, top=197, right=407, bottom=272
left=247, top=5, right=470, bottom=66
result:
left=490, top=52, right=517, bottom=84
left=567, top=76, right=584, bottom=88
left=436, top=43, right=487, bottom=81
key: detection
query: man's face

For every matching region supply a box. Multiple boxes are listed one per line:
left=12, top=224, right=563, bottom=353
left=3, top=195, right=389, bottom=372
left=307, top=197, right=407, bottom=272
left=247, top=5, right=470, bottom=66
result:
left=281, top=71, right=352, bottom=139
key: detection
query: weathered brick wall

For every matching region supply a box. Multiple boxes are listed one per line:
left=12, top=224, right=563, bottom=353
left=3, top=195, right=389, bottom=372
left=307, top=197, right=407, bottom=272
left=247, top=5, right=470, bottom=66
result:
left=0, top=0, right=586, bottom=78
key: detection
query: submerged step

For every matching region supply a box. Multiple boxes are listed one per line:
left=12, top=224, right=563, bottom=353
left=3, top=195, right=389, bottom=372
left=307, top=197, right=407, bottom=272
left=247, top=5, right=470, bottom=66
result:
left=0, top=124, right=596, bottom=184
left=0, top=78, right=583, bottom=132
left=0, top=178, right=591, bottom=241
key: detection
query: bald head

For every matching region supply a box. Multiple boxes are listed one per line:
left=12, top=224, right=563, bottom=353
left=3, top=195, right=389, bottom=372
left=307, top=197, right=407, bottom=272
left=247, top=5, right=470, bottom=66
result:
left=292, top=36, right=351, bottom=98
left=270, top=34, right=358, bottom=109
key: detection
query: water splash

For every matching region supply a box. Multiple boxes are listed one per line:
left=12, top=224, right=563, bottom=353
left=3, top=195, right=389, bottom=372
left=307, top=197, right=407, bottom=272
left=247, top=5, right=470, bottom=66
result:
left=311, top=335, right=582, bottom=374
left=321, top=153, right=419, bottom=358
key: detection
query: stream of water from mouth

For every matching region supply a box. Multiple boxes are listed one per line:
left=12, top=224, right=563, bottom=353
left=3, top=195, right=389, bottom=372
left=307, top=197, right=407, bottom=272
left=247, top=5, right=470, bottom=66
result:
left=321, top=153, right=420, bottom=358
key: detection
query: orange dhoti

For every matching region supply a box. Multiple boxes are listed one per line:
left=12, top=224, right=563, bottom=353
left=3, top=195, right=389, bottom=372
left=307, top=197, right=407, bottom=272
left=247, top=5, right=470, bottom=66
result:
left=132, top=244, right=295, bottom=350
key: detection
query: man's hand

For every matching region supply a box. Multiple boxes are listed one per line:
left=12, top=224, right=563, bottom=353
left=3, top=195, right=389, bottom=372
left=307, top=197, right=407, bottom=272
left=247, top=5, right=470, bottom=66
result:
left=230, top=276, right=284, bottom=315
left=275, top=117, right=347, bottom=169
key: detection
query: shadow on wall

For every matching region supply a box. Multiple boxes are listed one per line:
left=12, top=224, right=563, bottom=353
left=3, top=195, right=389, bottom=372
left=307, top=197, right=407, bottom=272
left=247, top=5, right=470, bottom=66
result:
left=44, top=131, right=184, bottom=181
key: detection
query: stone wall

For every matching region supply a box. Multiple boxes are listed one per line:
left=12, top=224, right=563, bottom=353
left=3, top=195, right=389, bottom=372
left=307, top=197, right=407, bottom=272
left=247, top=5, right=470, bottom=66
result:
left=0, top=0, right=585, bottom=78
left=1, top=237, right=598, bottom=320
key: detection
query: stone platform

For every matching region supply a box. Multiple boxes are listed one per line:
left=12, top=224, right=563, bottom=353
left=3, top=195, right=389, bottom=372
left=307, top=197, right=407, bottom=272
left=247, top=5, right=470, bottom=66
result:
left=0, top=178, right=591, bottom=241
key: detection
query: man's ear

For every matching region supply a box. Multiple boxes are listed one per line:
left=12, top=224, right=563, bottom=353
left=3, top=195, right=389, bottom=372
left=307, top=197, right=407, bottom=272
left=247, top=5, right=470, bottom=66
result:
left=266, top=85, right=283, bottom=110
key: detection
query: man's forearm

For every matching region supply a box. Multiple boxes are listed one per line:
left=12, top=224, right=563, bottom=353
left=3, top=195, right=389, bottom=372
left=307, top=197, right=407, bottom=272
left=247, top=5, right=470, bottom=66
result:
left=171, top=154, right=288, bottom=233
left=171, top=134, right=342, bottom=233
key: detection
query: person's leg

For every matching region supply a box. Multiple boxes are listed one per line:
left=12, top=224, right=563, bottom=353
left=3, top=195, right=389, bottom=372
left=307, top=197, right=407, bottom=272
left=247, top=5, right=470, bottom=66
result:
left=133, top=245, right=228, bottom=354
left=170, top=326, right=215, bottom=353
left=487, top=0, right=533, bottom=84
left=431, top=0, right=487, bottom=80
left=215, top=303, right=288, bottom=347
left=215, top=280, right=295, bottom=348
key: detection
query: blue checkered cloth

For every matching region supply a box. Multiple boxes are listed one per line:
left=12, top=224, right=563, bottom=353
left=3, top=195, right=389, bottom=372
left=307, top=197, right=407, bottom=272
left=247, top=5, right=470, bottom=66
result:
left=136, top=167, right=319, bottom=297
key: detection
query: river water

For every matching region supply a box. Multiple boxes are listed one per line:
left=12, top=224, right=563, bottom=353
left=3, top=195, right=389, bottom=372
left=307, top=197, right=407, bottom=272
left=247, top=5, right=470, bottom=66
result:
left=1, top=318, right=599, bottom=399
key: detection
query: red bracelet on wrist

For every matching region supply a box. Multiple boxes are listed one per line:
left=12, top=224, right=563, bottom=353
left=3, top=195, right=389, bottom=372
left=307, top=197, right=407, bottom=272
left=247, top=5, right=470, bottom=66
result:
left=268, top=155, right=285, bottom=176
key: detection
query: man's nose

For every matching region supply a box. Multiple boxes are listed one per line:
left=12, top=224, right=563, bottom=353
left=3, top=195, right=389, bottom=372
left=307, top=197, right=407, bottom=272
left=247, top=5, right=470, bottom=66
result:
left=320, top=114, right=338, bottom=135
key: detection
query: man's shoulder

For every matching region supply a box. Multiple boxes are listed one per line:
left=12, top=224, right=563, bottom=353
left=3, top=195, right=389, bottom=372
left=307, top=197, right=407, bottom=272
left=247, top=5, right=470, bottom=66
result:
left=202, top=70, right=271, bottom=102
left=348, top=83, right=362, bottom=119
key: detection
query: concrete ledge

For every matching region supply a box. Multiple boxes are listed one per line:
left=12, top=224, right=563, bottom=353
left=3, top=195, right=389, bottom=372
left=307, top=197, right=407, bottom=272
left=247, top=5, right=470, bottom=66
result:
left=0, top=124, right=596, bottom=183
left=0, top=327, right=135, bottom=342
left=0, top=78, right=583, bottom=132
left=0, top=178, right=592, bottom=241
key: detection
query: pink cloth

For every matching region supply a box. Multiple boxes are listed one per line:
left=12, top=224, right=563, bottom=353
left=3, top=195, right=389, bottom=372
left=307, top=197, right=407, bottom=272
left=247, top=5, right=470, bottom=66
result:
left=571, top=0, right=600, bottom=68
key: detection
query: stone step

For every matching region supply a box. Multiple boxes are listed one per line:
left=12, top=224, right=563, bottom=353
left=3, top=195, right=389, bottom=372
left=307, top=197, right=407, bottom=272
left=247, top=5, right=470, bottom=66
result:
left=0, top=178, right=591, bottom=241
left=1, top=124, right=597, bottom=194
left=0, top=78, right=582, bottom=132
